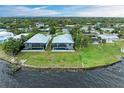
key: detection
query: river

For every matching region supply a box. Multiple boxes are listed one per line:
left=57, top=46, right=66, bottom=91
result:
left=0, top=60, right=124, bottom=88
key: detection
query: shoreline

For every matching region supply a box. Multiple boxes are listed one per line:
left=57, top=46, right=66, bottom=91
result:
left=0, top=58, right=122, bottom=72
left=21, top=60, right=122, bottom=72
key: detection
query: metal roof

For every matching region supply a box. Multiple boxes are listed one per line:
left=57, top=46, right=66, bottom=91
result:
left=0, top=31, right=14, bottom=37
left=98, top=34, right=119, bottom=39
left=14, top=33, right=29, bottom=39
left=52, top=34, right=74, bottom=43
left=100, top=28, right=114, bottom=31
left=25, top=34, right=51, bottom=43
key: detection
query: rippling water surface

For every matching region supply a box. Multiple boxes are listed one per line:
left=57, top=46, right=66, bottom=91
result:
left=0, top=60, right=124, bottom=88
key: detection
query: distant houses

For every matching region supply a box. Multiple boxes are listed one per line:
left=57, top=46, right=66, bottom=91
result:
left=40, top=27, right=51, bottom=32
left=98, top=34, right=119, bottom=43
left=35, top=22, right=45, bottom=28
left=62, top=28, right=69, bottom=33
left=51, top=34, right=75, bottom=52
left=14, top=33, right=29, bottom=39
left=80, top=26, right=89, bottom=31
left=22, top=34, right=51, bottom=52
left=1, top=20, right=122, bottom=53
left=65, top=25, right=75, bottom=28
left=100, top=27, right=115, bottom=32
left=0, top=28, right=7, bottom=32
left=0, top=32, right=14, bottom=43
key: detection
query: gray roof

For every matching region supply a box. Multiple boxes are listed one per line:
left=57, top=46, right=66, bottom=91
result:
left=25, top=34, right=51, bottom=43
left=100, top=28, right=114, bottom=31
left=52, top=34, right=74, bottom=43
left=98, top=34, right=119, bottom=39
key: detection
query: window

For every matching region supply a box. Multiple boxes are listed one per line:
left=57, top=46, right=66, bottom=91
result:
left=58, top=43, right=66, bottom=47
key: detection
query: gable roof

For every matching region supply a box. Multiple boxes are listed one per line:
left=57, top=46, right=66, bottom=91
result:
left=52, top=34, right=74, bottom=43
left=25, top=34, right=51, bottom=43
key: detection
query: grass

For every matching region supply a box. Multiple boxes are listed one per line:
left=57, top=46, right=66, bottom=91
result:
left=17, top=52, right=82, bottom=68
left=16, top=41, right=124, bottom=68
left=80, top=43, right=123, bottom=68
left=0, top=41, right=124, bottom=68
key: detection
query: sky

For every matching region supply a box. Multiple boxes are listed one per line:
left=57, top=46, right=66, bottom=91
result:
left=0, top=5, right=124, bottom=17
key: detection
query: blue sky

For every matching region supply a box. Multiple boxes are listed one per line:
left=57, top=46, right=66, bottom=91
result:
left=0, top=5, right=124, bottom=17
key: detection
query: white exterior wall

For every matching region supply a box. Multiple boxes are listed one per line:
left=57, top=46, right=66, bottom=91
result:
left=106, top=39, right=113, bottom=43
left=66, top=44, right=73, bottom=50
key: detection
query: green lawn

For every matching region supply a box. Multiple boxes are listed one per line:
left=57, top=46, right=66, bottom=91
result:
left=0, top=41, right=123, bottom=68
left=16, top=41, right=124, bottom=68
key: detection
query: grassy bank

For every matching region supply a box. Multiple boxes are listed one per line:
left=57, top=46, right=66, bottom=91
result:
left=0, top=41, right=124, bottom=68
left=17, top=41, right=124, bottom=68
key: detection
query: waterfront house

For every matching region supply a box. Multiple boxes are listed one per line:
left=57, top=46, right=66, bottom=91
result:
left=22, top=34, right=51, bottom=52
left=0, top=32, right=14, bottom=43
left=97, top=34, right=119, bottom=43
left=51, top=34, right=75, bottom=52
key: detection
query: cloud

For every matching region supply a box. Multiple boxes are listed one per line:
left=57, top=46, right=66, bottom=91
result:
left=1, top=5, right=124, bottom=17
left=0, top=6, right=61, bottom=17
left=76, top=6, right=124, bottom=17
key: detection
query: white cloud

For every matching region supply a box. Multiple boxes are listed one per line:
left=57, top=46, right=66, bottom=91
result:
left=76, top=6, right=124, bottom=17
left=1, top=6, right=124, bottom=17
left=0, top=6, right=61, bottom=17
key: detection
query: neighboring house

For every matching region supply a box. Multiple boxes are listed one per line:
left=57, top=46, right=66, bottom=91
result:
left=91, top=36, right=99, bottom=44
left=51, top=34, right=75, bottom=52
left=0, top=32, right=14, bottom=43
left=95, top=22, right=102, bottom=28
left=62, top=28, right=69, bottom=33
left=40, top=27, right=50, bottom=32
left=18, top=28, right=29, bottom=32
left=100, top=28, right=115, bottom=32
left=80, top=25, right=96, bottom=33
left=14, top=33, right=29, bottom=39
left=115, top=23, right=124, bottom=28
left=0, top=28, right=7, bottom=32
left=35, top=22, right=45, bottom=28
left=22, top=34, right=51, bottom=52
left=65, top=25, right=75, bottom=28
left=97, top=34, right=119, bottom=43
left=121, top=48, right=124, bottom=53
left=80, top=26, right=88, bottom=31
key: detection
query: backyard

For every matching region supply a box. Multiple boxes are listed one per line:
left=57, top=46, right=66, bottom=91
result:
left=0, top=41, right=124, bottom=68
left=15, top=41, right=124, bottom=68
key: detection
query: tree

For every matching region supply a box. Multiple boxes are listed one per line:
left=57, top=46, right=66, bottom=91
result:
left=50, top=27, right=56, bottom=35
left=88, top=25, right=92, bottom=32
left=97, top=37, right=102, bottom=43
left=81, top=35, right=92, bottom=48
left=2, top=38, right=22, bottom=56
left=102, top=39, right=106, bottom=43
left=70, top=26, right=91, bottom=49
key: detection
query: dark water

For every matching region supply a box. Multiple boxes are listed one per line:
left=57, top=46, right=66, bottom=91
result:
left=0, top=60, right=124, bottom=88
